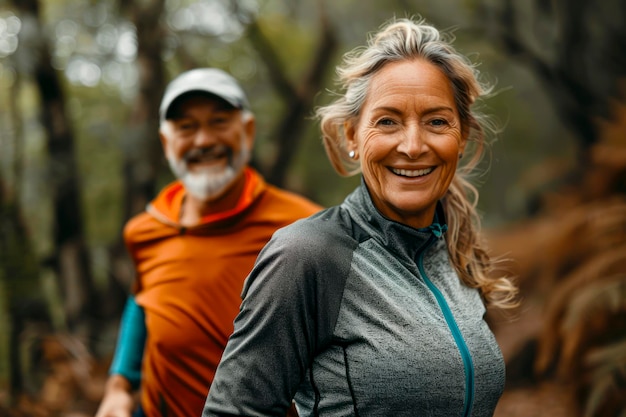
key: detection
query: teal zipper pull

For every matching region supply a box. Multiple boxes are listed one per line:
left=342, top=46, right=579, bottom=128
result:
left=428, top=223, right=448, bottom=238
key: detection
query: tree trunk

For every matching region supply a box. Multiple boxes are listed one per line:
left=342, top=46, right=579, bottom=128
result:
left=119, top=0, right=168, bottom=220
left=102, top=0, right=169, bottom=320
left=11, top=0, right=98, bottom=336
left=242, top=0, right=337, bottom=187
left=489, top=0, right=626, bottom=149
left=0, top=179, right=49, bottom=404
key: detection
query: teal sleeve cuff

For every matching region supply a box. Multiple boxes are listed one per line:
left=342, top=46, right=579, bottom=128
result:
left=109, top=296, right=146, bottom=389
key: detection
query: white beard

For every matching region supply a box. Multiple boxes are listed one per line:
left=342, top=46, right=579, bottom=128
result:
left=167, top=135, right=250, bottom=202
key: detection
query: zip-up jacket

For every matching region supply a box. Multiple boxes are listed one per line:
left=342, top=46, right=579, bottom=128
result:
left=203, top=181, right=505, bottom=417
left=123, top=167, right=321, bottom=417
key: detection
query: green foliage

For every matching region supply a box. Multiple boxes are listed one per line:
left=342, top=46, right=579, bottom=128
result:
left=68, top=84, right=126, bottom=246
left=14, top=0, right=570, bottom=233
left=0, top=194, right=44, bottom=389
left=4, top=0, right=623, bottom=413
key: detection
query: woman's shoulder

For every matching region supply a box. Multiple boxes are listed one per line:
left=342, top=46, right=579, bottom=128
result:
left=272, top=205, right=357, bottom=253
left=246, top=205, right=357, bottom=302
left=252, top=205, right=361, bottom=280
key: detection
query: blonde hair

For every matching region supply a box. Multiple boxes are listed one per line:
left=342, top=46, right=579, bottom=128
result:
left=315, top=17, right=518, bottom=309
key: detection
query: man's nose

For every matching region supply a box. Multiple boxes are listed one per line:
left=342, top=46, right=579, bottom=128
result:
left=193, top=126, right=216, bottom=146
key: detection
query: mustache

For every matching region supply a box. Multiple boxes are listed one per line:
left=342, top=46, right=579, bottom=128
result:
left=183, top=145, right=231, bottom=163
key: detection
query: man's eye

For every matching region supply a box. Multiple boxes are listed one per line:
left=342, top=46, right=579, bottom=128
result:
left=179, top=123, right=195, bottom=130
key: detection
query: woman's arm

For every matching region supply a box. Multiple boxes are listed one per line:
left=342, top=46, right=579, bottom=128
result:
left=203, top=216, right=354, bottom=416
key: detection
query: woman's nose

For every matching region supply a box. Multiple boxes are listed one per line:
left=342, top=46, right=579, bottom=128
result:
left=396, top=125, right=425, bottom=159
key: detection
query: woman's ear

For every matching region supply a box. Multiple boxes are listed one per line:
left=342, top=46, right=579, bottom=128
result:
left=458, top=123, right=470, bottom=157
left=459, top=138, right=467, bottom=159
left=344, top=120, right=357, bottom=152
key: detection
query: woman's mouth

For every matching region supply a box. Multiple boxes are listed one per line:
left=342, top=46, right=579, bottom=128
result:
left=391, top=167, right=434, bottom=177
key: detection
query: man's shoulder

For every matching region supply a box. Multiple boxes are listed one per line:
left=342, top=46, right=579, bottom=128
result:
left=124, top=211, right=151, bottom=235
left=123, top=210, right=176, bottom=246
left=258, top=184, right=323, bottom=219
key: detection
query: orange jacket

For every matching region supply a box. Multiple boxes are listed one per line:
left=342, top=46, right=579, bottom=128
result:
left=124, top=167, right=321, bottom=416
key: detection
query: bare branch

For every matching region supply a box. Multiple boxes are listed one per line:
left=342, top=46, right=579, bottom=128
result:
left=246, top=18, right=298, bottom=102
left=267, top=0, right=338, bottom=186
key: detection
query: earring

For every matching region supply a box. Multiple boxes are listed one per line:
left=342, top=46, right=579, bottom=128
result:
left=458, top=153, right=463, bottom=159
left=349, top=150, right=356, bottom=159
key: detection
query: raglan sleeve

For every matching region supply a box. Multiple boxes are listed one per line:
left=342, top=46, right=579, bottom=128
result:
left=202, top=214, right=354, bottom=417
left=106, top=216, right=148, bottom=388
left=108, top=295, right=146, bottom=389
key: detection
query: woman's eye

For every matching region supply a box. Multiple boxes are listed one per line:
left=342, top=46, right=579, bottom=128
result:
left=430, top=118, right=448, bottom=127
left=377, top=118, right=395, bottom=126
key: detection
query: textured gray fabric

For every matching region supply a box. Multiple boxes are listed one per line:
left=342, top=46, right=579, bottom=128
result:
left=203, top=183, right=504, bottom=417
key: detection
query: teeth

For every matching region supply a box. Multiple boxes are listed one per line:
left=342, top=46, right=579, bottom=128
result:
left=185, top=146, right=228, bottom=162
left=392, top=167, right=433, bottom=177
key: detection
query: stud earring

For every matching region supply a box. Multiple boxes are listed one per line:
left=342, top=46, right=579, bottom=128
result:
left=349, top=150, right=356, bottom=159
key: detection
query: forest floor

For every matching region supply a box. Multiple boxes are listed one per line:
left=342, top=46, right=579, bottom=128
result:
left=0, top=306, right=581, bottom=417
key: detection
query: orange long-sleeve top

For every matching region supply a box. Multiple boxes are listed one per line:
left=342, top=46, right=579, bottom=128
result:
left=124, top=167, right=322, bottom=417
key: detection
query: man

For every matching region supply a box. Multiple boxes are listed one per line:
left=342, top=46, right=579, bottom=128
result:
left=95, top=68, right=321, bottom=417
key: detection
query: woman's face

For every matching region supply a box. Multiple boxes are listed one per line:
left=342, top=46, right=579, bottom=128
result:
left=345, top=58, right=466, bottom=229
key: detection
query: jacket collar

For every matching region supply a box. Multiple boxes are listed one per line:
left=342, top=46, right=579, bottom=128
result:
left=341, top=177, right=447, bottom=260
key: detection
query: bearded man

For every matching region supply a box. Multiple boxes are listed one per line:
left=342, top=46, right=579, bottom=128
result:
left=95, top=68, right=321, bottom=417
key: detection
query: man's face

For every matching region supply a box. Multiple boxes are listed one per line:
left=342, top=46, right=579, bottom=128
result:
left=159, top=94, right=255, bottom=202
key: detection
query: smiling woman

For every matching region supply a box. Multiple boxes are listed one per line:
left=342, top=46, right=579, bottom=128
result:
left=343, top=58, right=465, bottom=229
left=202, top=17, right=518, bottom=417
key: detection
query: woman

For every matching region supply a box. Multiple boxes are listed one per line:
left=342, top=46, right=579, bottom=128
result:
left=203, top=17, right=518, bottom=417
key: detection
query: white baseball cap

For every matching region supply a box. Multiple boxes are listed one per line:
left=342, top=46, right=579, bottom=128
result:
left=159, top=68, right=250, bottom=121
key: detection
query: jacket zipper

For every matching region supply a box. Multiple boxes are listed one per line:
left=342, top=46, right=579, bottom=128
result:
left=417, top=235, right=475, bottom=417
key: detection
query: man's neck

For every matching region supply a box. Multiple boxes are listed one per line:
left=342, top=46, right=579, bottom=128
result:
left=179, top=173, right=247, bottom=227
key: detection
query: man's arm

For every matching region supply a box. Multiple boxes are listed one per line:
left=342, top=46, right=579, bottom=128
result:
left=95, top=296, right=147, bottom=417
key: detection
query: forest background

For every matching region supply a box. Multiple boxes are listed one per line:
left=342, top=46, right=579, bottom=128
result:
left=0, top=0, right=624, bottom=416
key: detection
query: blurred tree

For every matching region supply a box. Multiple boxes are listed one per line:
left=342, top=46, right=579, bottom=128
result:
left=99, top=0, right=169, bottom=323
left=0, top=177, right=47, bottom=405
left=481, top=1, right=626, bottom=415
left=484, top=0, right=626, bottom=196
left=9, top=0, right=98, bottom=337
left=118, top=0, right=166, bottom=219
left=242, top=0, right=337, bottom=187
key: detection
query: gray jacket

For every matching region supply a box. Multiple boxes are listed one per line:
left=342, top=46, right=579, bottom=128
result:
left=203, top=183, right=504, bottom=417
